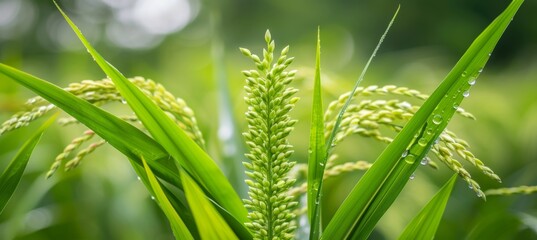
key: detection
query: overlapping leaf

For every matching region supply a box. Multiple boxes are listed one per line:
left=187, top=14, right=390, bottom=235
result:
left=52, top=1, right=248, bottom=224
left=399, top=174, right=458, bottom=239
left=307, top=28, right=326, bottom=239
left=323, top=0, right=524, bottom=238
left=0, top=115, right=56, bottom=215
left=181, top=167, right=239, bottom=240
left=142, top=157, right=194, bottom=240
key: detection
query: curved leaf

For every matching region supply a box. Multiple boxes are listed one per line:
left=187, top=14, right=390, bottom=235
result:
left=398, top=174, right=458, bottom=240
left=0, top=114, right=57, bottom=215
left=142, top=157, right=194, bottom=240
left=53, top=1, right=248, bottom=223
left=307, top=27, right=326, bottom=239
left=323, top=0, right=524, bottom=238
left=181, top=167, right=238, bottom=240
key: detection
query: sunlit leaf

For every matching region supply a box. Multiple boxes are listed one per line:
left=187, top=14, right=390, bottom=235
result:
left=0, top=114, right=57, bottom=215
left=323, top=1, right=524, bottom=238
left=53, top=1, right=248, bottom=223
left=0, top=63, right=179, bottom=187
left=398, top=174, right=457, bottom=240
left=307, top=27, right=326, bottom=239
left=181, top=167, right=239, bottom=240
left=213, top=38, right=248, bottom=198
left=142, top=157, right=194, bottom=240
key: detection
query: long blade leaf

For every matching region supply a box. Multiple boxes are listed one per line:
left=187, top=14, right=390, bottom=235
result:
left=323, top=1, right=524, bottom=238
left=307, top=27, right=326, bottom=239
left=53, top=1, right=248, bottom=223
left=180, top=167, right=239, bottom=240
left=0, top=114, right=57, bottom=215
left=398, top=174, right=458, bottom=240
left=0, top=63, right=179, bottom=186
left=142, top=157, right=194, bottom=240
left=129, top=157, right=200, bottom=238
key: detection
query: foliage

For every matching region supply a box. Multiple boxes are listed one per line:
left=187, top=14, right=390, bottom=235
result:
left=0, top=0, right=534, bottom=239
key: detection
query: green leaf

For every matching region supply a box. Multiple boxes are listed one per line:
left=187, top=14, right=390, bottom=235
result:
left=129, top=157, right=200, bottom=239
left=213, top=38, right=248, bottom=198
left=0, top=63, right=179, bottom=187
left=181, top=167, right=239, bottom=240
left=398, top=174, right=458, bottom=240
left=307, top=27, right=326, bottom=240
left=142, top=157, right=194, bottom=240
left=0, top=114, right=57, bottom=215
left=323, top=1, right=524, bottom=239
left=53, top=1, right=248, bottom=222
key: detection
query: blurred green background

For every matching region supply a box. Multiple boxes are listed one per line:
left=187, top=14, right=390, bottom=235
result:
left=1, top=0, right=536, bottom=239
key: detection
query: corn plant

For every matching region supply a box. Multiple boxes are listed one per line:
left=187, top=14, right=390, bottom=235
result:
left=0, top=0, right=532, bottom=239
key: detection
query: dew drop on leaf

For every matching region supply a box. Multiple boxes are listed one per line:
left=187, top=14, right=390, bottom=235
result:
left=313, top=182, right=319, bottom=192
left=468, top=78, right=476, bottom=86
left=420, top=157, right=429, bottom=166
left=404, top=154, right=416, bottom=164
left=432, top=114, right=443, bottom=125
left=463, top=90, right=470, bottom=98
left=409, top=173, right=415, bottom=180
left=418, top=138, right=428, bottom=147
left=401, top=150, right=409, bottom=158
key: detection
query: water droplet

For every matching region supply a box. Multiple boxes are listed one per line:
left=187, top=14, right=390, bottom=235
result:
left=312, top=182, right=319, bottom=192
left=426, top=128, right=433, bottom=135
left=468, top=78, right=476, bottom=86
left=121, top=99, right=127, bottom=104
left=409, top=173, right=415, bottom=180
left=468, top=184, right=473, bottom=190
left=405, top=154, right=416, bottom=164
left=151, top=196, right=156, bottom=200
left=137, top=176, right=141, bottom=181
left=461, top=71, right=468, bottom=77
left=432, top=114, right=443, bottom=125
left=476, top=191, right=483, bottom=198
left=401, top=150, right=409, bottom=158
left=418, top=138, right=428, bottom=147
left=463, top=90, right=470, bottom=98
left=319, top=162, right=325, bottom=167
left=453, top=103, right=459, bottom=110
left=420, top=157, right=429, bottom=165
left=478, top=68, right=483, bottom=73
